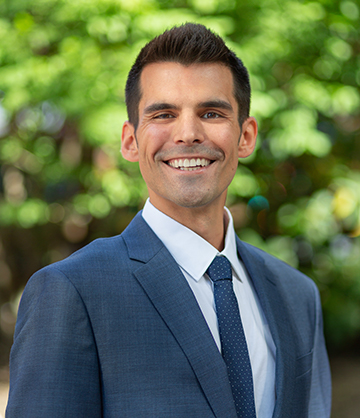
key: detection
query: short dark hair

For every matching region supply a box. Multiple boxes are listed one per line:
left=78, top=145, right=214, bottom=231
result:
left=125, top=23, right=251, bottom=128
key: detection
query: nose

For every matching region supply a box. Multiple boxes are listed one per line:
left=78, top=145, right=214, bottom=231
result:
left=172, top=113, right=205, bottom=145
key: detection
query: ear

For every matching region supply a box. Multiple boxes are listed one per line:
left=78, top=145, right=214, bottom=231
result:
left=121, top=121, right=139, bottom=162
left=238, top=117, right=258, bottom=158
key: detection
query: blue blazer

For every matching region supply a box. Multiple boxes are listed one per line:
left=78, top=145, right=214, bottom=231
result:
left=7, top=212, right=331, bottom=417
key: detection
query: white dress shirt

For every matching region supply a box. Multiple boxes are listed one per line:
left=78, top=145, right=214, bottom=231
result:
left=142, top=199, right=276, bottom=418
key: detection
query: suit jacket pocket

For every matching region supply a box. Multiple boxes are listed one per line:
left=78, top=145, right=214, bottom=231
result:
left=292, top=350, right=314, bottom=414
left=295, top=349, right=313, bottom=379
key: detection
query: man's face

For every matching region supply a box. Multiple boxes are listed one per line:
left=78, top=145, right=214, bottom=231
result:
left=122, top=62, right=257, bottom=215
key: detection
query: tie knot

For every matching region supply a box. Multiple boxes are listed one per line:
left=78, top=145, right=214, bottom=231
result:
left=206, top=256, right=232, bottom=283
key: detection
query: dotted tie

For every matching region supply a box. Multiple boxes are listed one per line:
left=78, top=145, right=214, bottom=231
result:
left=207, top=256, right=256, bottom=418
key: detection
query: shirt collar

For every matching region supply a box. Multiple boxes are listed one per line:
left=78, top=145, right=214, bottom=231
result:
left=141, top=199, right=242, bottom=282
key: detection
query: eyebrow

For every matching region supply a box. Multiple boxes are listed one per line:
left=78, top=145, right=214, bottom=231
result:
left=197, top=100, right=234, bottom=112
left=143, top=100, right=234, bottom=115
left=143, top=102, right=178, bottom=115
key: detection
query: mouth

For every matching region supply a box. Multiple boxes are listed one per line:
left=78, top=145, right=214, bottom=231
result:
left=166, top=158, right=213, bottom=171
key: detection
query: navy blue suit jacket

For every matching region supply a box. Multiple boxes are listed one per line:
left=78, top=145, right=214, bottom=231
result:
left=7, top=212, right=331, bottom=417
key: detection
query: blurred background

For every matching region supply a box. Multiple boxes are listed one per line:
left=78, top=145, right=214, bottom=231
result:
left=0, top=0, right=359, bottom=415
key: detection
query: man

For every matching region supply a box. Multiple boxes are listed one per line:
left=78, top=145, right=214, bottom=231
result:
left=7, top=23, right=331, bottom=417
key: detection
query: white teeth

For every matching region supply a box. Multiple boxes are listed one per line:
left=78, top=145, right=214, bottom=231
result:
left=168, top=158, right=211, bottom=170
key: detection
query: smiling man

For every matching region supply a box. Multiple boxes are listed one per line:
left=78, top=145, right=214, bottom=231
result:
left=122, top=61, right=257, bottom=249
left=7, top=24, right=331, bottom=418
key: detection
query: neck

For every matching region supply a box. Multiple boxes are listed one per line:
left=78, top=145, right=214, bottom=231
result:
left=149, top=199, right=228, bottom=251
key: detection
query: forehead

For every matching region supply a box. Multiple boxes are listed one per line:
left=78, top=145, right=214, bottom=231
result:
left=138, top=62, right=237, bottom=110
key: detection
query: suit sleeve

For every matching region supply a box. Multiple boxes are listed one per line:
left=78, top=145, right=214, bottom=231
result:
left=6, top=266, right=102, bottom=417
left=308, top=284, right=332, bottom=418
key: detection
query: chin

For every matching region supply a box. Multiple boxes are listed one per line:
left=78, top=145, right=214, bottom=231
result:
left=170, top=193, right=216, bottom=209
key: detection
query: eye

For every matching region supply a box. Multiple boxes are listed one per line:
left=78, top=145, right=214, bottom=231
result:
left=202, top=111, right=222, bottom=119
left=153, top=113, right=175, bottom=119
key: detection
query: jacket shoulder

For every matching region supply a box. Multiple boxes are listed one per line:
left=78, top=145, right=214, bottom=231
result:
left=238, top=238, right=318, bottom=296
left=41, top=211, right=151, bottom=277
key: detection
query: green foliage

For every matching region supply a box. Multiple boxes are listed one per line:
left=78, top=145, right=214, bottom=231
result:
left=0, top=0, right=360, bottom=352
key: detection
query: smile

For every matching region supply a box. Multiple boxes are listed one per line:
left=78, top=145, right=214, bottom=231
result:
left=167, top=158, right=212, bottom=171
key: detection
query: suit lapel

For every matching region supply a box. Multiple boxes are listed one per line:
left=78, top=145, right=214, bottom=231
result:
left=236, top=238, right=298, bottom=418
left=122, top=213, right=238, bottom=418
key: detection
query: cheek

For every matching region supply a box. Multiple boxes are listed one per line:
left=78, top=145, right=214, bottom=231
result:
left=146, top=124, right=172, bottom=142
left=208, top=125, right=240, bottom=146
left=137, top=128, right=166, bottom=159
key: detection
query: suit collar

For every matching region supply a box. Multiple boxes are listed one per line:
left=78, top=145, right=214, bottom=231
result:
left=122, top=211, right=163, bottom=263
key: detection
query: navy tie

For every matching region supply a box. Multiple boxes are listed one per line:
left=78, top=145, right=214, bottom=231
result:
left=207, top=256, right=256, bottom=418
